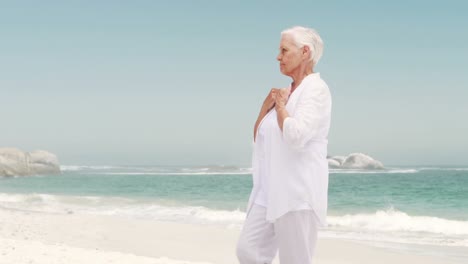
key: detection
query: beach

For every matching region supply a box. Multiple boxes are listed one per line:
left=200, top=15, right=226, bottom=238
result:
left=1, top=206, right=465, bottom=264
left=0, top=166, right=467, bottom=263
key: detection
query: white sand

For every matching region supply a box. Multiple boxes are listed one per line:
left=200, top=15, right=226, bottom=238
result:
left=0, top=207, right=464, bottom=264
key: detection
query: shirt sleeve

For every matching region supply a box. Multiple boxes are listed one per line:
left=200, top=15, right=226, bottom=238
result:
left=282, top=82, right=331, bottom=150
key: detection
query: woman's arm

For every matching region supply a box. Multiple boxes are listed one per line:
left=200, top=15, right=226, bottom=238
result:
left=275, top=84, right=331, bottom=150
left=275, top=88, right=290, bottom=131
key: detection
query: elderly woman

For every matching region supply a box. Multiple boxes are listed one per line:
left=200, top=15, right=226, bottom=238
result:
left=236, top=26, right=332, bottom=264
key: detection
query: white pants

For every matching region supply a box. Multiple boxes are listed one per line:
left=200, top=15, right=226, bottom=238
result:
left=236, top=204, right=318, bottom=264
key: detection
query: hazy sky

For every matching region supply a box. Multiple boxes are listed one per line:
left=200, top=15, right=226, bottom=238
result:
left=1, top=1, right=467, bottom=166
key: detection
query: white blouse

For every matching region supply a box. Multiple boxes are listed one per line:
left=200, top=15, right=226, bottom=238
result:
left=254, top=109, right=276, bottom=207
left=255, top=108, right=314, bottom=212
left=246, top=73, right=332, bottom=227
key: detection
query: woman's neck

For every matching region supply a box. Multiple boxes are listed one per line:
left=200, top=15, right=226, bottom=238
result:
left=290, top=65, right=313, bottom=93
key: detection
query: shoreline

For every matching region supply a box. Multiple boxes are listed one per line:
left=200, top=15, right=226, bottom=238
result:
left=0, top=207, right=465, bottom=264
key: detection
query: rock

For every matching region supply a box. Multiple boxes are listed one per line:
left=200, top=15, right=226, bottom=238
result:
left=0, top=148, right=61, bottom=177
left=28, top=150, right=61, bottom=175
left=0, top=148, right=28, bottom=176
left=327, top=158, right=341, bottom=169
left=328, top=153, right=384, bottom=170
left=332, top=156, right=346, bottom=165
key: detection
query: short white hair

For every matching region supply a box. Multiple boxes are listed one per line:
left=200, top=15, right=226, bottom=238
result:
left=281, top=26, right=324, bottom=67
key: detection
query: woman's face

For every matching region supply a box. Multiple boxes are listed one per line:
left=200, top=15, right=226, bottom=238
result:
left=277, top=35, right=306, bottom=76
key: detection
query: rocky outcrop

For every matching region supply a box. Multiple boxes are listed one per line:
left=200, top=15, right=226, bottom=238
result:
left=0, top=148, right=61, bottom=176
left=328, top=153, right=384, bottom=170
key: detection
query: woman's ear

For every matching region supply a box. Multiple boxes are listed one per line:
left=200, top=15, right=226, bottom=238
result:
left=303, top=45, right=311, bottom=60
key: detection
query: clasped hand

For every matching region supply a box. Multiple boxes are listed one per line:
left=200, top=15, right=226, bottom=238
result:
left=263, top=88, right=290, bottom=112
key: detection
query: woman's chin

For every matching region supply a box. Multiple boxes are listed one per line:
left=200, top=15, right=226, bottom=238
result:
left=280, top=69, right=291, bottom=77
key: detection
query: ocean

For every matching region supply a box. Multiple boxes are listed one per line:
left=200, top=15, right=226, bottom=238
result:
left=1, top=165, right=467, bottom=259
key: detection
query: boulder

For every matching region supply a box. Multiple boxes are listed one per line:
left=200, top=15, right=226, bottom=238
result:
left=328, top=153, right=384, bottom=170
left=327, top=158, right=341, bottom=169
left=0, top=148, right=61, bottom=177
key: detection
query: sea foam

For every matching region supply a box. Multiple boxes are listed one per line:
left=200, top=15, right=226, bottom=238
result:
left=1, top=193, right=467, bottom=247
left=326, top=208, right=468, bottom=247
left=328, top=208, right=468, bottom=236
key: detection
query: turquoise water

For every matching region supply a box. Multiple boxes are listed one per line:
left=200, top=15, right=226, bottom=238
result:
left=0, top=171, right=249, bottom=210
left=328, top=168, right=468, bottom=220
left=0, top=165, right=467, bottom=248
left=1, top=166, right=467, bottom=220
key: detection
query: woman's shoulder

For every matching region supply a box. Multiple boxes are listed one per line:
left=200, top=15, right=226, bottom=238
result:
left=302, top=77, right=330, bottom=97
